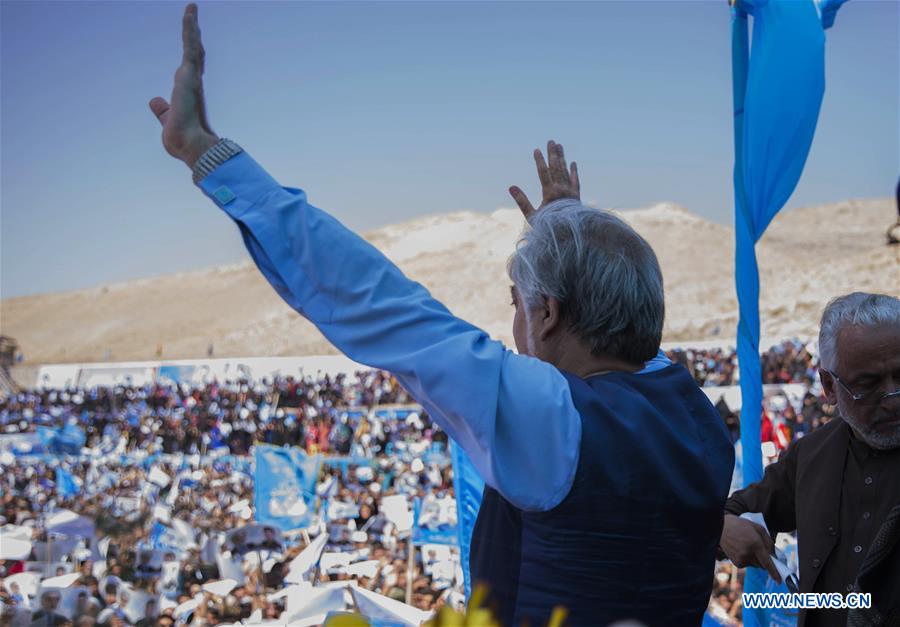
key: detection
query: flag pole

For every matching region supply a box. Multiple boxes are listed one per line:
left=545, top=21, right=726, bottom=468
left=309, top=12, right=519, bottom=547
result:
left=731, top=7, right=767, bottom=627
left=405, top=538, right=415, bottom=605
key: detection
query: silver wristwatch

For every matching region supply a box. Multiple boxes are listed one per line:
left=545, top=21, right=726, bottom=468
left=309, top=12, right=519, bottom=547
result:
left=192, top=138, right=244, bottom=185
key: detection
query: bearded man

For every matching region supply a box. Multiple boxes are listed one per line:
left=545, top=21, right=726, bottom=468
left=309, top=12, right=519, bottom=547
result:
left=720, top=292, right=900, bottom=627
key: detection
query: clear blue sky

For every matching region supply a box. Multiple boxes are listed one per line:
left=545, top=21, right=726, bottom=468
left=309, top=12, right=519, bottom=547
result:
left=2, top=1, right=897, bottom=299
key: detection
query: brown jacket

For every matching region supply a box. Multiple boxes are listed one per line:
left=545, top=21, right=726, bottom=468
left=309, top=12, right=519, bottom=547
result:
left=725, top=419, right=849, bottom=626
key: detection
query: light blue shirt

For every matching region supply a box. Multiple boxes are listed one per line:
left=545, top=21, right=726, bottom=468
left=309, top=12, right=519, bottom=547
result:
left=199, top=150, right=671, bottom=512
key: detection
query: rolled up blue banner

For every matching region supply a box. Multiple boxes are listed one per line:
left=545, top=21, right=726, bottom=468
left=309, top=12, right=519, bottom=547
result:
left=450, top=440, right=484, bottom=600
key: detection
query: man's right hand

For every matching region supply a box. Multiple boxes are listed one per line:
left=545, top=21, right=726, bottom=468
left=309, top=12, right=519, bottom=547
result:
left=149, top=3, right=219, bottom=169
left=509, top=140, right=580, bottom=220
left=720, top=514, right=782, bottom=583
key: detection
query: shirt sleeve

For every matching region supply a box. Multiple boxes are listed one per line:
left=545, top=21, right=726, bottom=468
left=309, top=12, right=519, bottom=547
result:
left=724, top=436, right=799, bottom=534
left=198, top=150, right=581, bottom=512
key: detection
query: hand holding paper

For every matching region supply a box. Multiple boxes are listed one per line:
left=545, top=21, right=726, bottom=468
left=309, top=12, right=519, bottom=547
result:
left=719, top=512, right=782, bottom=583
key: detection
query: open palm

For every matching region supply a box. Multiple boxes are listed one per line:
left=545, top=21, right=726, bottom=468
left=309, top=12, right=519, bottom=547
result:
left=509, top=140, right=580, bottom=220
left=149, top=4, right=218, bottom=167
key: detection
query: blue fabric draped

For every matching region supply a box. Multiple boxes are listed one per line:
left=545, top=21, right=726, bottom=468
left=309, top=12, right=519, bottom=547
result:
left=450, top=441, right=484, bottom=600
left=731, top=1, right=845, bottom=623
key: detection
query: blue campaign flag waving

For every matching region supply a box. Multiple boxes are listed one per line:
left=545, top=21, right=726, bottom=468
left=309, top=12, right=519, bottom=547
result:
left=253, top=444, right=321, bottom=531
left=730, top=0, right=847, bottom=623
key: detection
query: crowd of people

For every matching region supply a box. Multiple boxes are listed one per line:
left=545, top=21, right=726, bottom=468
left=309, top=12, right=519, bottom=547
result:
left=665, top=339, right=819, bottom=388
left=2, top=370, right=422, bottom=459
left=0, top=370, right=460, bottom=627
left=0, top=340, right=834, bottom=626
left=683, top=341, right=838, bottom=452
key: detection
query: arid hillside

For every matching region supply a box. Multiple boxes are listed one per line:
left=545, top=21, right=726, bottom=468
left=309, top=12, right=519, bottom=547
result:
left=2, top=198, right=896, bottom=365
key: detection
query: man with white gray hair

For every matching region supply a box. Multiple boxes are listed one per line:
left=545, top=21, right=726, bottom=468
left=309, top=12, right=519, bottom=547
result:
left=150, top=5, right=734, bottom=624
left=720, top=292, right=900, bottom=627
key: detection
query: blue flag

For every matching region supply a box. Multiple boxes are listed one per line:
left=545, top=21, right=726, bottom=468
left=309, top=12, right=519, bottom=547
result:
left=38, top=423, right=86, bottom=456
left=450, top=441, right=485, bottom=600
left=156, top=365, right=196, bottom=385
left=253, top=444, right=321, bottom=531
left=730, top=1, right=846, bottom=623
left=55, top=466, right=80, bottom=498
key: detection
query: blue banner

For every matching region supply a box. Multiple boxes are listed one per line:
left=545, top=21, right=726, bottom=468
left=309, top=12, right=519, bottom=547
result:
left=760, top=577, right=800, bottom=626
left=148, top=521, right=191, bottom=555
left=157, top=365, right=196, bottom=385
left=253, top=445, right=321, bottom=531
left=411, top=498, right=458, bottom=546
left=450, top=441, right=484, bottom=600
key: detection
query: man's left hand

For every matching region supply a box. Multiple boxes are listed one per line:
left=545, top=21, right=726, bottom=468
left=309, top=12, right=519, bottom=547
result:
left=149, top=3, right=219, bottom=169
left=509, top=140, right=580, bottom=220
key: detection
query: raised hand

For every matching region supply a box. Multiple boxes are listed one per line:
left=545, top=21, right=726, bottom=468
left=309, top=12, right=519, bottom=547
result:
left=509, top=140, right=580, bottom=220
left=149, top=3, right=219, bottom=168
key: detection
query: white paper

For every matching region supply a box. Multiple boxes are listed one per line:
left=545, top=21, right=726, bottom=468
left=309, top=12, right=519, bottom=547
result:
left=148, top=466, right=171, bottom=487
left=342, top=560, right=379, bottom=579
left=380, top=495, right=413, bottom=533
left=282, top=584, right=348, bottom=624
left=202, top=578, right=237, bottom=597
left=349, top=586, right=432, bottom=626
left=284, top=532, right=328, bottom=584
left=0, top=537, right=32, bottom=560
left=41, top=573, right=80, bottom=589
left=739, top=512, right=796, bottom=583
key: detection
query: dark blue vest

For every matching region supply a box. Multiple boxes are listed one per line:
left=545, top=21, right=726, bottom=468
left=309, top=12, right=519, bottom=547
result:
left=470, top=364, right=734, bottom=626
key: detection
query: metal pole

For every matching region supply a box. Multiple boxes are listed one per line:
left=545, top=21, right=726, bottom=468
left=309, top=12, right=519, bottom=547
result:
left=405, top=539, right=414, bottom=605
left=256, top=549, right=263, bottom=594
left=46, top=530, right=52, bottom=576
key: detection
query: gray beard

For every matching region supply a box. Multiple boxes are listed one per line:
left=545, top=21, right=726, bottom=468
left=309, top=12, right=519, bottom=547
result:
left=840, top=410, right=900, bottom=451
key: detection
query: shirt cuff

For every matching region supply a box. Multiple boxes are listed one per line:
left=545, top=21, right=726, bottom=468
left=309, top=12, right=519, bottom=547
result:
left=197, top=151, right=284, bottom=219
